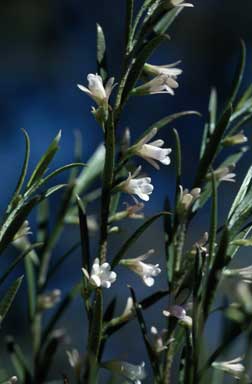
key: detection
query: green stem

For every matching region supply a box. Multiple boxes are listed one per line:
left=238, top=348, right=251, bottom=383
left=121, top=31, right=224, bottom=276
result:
left=99, top=113, right=115, bottom=263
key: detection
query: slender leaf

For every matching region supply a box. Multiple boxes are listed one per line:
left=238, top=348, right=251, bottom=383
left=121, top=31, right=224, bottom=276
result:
left=112, top=212, right=169, bottom=267
left=10, top=129, right=30, bottom=204
left=139, top=111, right=201, bottom=142
left=75, top=144, right=105, bottom=195
left=0, top=243, right=42, bottom=287
left=122, top=34, right=168, bottom=104
left=0, top=195, right=41, bottom=256
left=42, top=163, right=85, bottom=185
left=0, top=276, right=23, bottom=323
left=208, top=172, right=218, bottom=266
left=228, top=165, right=252, bottom=220
left=26, top=130, right=61, bottom=189
left=194, top=105, right=232, bottom=187
left=77, top=195, right=90, bottom=271
left=153, top=7, right=182, bottom=34
left=226, top=40, right=246, bottom=109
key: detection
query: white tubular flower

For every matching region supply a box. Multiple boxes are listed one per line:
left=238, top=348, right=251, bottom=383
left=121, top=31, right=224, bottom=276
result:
left=208, top=166, right=236, bottom=183
left=218, top=166, right=236, bottom=183
left=133, top=127, right=172, bottom=169
left=163, top=305, right=192, bottom=328
left=223, top=131, right=248, bottom=146
left=178, top=186, right=201, bottom=213
left=82, top=258, right=117, bottom=288
left=120, top=249, right=161, bottom=287
left=12, top=220, right=32, bottom=245
left=132, top=74, right=179, bottom=96
left=77, top=73, right=116, bottom=106
left=223, top=265, right=252, bottom=283
left=144, top=62, right=182, bottom=78
left=103, top=360, right=146, bottom=384
left=119, top=166, right=154, bottom=202
left=212, top=357, right=245, bottom=379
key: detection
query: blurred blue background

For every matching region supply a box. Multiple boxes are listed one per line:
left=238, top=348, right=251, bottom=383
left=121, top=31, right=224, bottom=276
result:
left=0, top=0, right=251, bottom=382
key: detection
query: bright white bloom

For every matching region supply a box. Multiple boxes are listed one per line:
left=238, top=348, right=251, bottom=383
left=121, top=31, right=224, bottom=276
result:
left=103, top=361, right=146, bottom=384
left=82, top=258, right=117, bottom=288
left=120, top=249, right=161, bottom=287
left=144, top=62, right=182, bottom=78
left=133, top=127, right=172, bottom=169
left=133, top=74, right=179, bottom=96
left=212, top=357, right=245, bottom=379
left=119, top=166, right=154, bottom=202
left=163, top=305, right=192, bottom=327
left=77, top=73, right=116, bottom=106
left=223, top=265, right=252, bottom=283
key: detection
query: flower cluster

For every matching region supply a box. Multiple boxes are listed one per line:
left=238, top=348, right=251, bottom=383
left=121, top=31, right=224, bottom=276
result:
left=82, top=258, right=117, bottom=288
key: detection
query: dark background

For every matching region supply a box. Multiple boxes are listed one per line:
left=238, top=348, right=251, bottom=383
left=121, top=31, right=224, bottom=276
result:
left=0, top=0, right=251, bottom=382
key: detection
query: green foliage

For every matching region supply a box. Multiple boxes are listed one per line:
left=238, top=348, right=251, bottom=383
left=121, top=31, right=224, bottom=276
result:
left=1, top=2, right=252, bottom=384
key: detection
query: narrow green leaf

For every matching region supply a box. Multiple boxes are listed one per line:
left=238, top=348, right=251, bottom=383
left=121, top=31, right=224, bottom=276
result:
left=6, top=337, right=32, bottom=382
left=122, top=34, right=168, bottom=104
left=141, top=111, right=201, bottom=141
left=125, top=0, right=134, bottom=53
left=129, top=286, right=160, bottom=378
left=39, top=183, right=75, bottom=287
left=231, top=238, right=252, bottom=246
left=9, top=129, right=30, bottom=204
left=0, top=243, right=42, bottom=287
left=75, top=143, right=105, bottom=195
left=112, top=212, right=169, bottom=267
left=227, top=40, right=246, bottom=109
left=203, top=228, right=229, bottom=320
left=42, top=163, right=85, bottom=185
left=105, top=289, right=169, bottom=338
left=153, top=7, right=182, bottom=34
left=103, top=298, right=117, bottom=323
left=47, top=242, right=80, bottom=283
left=194, top=105, right=232, bottom=187
left=88, top=289, right=103, bottom=360
left=96, top=23, right=107, bottom=80
left=228, top=165, right=252, bottom=220
left=236, top=84, right=252, bottom=111
left=26, top=130, right=61, bottom=189
left=76, top=195, right=90, bottom=271
left=208, top=172, right=218, bottom=266
left=173, top=128, right=182, bottom=204
left=0, top=195, right=41, bottom=256
left=37, top=199, right=49, bottom=243
left=44, top=184, right=66, bottom=198
left=0, top=276, right=23, bottom=322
